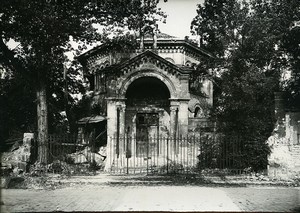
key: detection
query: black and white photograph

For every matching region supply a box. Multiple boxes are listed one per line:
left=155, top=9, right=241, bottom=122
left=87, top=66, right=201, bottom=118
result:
left=1, top=0, right=300, bottom=212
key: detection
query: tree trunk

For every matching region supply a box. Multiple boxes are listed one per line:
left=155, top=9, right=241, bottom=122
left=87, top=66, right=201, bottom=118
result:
left=37, top=77, right=48, bottom=164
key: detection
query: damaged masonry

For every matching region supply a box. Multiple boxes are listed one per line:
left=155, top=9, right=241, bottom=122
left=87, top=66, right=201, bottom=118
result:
left=2, top=33, right=299, bottom=177
left=77, top=33, right=214, bottom=172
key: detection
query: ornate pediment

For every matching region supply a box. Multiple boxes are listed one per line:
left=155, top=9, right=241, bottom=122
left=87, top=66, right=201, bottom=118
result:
left=114, top=50, right=193, bottom=77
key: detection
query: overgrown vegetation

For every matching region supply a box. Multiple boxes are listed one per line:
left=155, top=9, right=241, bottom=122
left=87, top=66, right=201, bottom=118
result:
left=191, top=0, right=300, bottom=171
left=0, top=0, right=167, bottom=163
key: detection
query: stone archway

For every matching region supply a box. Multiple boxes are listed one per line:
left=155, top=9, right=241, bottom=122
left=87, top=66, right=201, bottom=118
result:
left=125, top=76, right=171, bottom=107
left=124, top=76, right=171, bottom=157
left=119, top=70, right=177, bottom=99
left=105, top=69, right=190, bottom=171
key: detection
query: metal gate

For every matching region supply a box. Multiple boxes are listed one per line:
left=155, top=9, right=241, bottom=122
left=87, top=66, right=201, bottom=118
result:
left=107, top=134, right=244, bottom=174
left=108, top=136, right=198, bottom=174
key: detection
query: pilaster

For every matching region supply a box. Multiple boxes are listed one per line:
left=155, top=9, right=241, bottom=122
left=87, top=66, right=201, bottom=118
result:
left=105, top=97, right=126, bottom=171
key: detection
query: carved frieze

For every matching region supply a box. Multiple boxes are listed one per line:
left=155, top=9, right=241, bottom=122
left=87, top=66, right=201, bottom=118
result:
left=117, top=51, right=188, bottom=78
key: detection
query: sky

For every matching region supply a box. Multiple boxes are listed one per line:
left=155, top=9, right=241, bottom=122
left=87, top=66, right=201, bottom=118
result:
left=158, top=0, right=204, bottom=38
left=6, top=0, right=204, bottom=56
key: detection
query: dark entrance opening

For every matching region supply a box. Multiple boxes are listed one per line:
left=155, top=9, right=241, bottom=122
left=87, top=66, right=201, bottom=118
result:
left=125, top=77, right=170, bottom=107
left=136, top=113, right=159, bottom=157
left=125, top=77, right=170, bottom=157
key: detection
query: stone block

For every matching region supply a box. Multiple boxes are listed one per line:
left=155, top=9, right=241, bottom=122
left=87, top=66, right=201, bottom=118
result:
left=17, top=162, right=26, bottom=172
left=23, top=133, right=34, bottom=146
left=1, top=177, right=10, bottom=188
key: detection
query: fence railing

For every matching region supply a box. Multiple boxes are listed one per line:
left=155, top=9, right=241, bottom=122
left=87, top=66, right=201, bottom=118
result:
left=47, top=134, right=98, bottom=164
left=107, top=134, right=244, bottom=174
left=32, top=133, right=244, bottom=175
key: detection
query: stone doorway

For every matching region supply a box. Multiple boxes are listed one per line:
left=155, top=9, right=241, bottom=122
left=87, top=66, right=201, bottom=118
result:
left=136, top=113, right=159, bottom=157
left=125, top=76, right=171, bottom=139
left=105, top=70, right=191, bottom=171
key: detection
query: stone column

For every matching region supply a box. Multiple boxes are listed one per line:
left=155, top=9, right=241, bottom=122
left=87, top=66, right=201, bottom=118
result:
left=178, top=99, right=190, bottom=137
left=169, top=102, right=178, bottom=156
left=170, top=100, right=179, bottom=138
left=118, top=103, right=126, bottom=137
left=104, top=98, right=117, bottom=171
left=177, top=74, right=190, bottom=137
left=21, top=133, right=34, bottom=171
left=117, top=102, right=126, bottom=156
left=105, top=98, right=127, bottom=171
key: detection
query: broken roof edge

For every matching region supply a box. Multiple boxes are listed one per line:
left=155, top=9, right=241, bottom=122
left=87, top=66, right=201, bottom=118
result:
left=77, top=115, right=107, bottom=125
left=76, top=43, right=109, bottom=64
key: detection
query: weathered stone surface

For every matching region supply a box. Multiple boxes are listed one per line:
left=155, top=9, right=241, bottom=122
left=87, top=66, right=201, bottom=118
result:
left=267, top=111, right=300, bottom=179
left=79, top=37, right=214, bottom=171
left=23, top=133, right=34, bottom=146
left=93, top=153, right=105, bottom=167
left=67, top=152, right=88, bottom=164
left=98, top=146, right=107, bottom=158
left=66, top=146, right=106, bottom=166
left=1, top=133, right=34, bottom=174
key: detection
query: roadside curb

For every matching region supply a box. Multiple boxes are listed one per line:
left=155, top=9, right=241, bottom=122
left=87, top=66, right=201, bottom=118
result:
left=2, top=173, right=299, bottom=189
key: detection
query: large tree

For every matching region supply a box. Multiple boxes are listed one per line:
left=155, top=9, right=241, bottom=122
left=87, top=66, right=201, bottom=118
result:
left=0, top=0, right=166, bottom=163
left=191, top=0, right=299, bottom=170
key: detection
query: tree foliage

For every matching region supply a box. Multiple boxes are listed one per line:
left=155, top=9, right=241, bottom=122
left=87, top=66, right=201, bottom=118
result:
left=0, top=0, right=166, bottom=158
left=191, top=0, right=299, bottom=171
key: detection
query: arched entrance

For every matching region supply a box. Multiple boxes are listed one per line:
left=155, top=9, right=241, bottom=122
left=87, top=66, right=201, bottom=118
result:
left=119, top=69, right=177, bottom=99
left=125, top=77, right=171, bottom=157
left=125, top=76, right=170, bottom=106
left=105, top=68, right=190, bottom=172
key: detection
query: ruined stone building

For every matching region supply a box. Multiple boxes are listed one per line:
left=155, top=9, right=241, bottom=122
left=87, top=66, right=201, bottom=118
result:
left=267, top=92, right=300, bottom=178
left=77, top=33, right=214, bottom=170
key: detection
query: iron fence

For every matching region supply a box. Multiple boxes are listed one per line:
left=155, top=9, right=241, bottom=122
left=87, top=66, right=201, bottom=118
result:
left=31, top=133, right=244, bottom=175
left=47, top=134, right=96, bottom=164
left=107, top=133, right=244, bottom=174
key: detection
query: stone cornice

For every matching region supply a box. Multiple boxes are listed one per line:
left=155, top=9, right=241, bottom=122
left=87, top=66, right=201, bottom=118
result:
left=143, top=40, right=214, bottom=58
left=77, top=39, right=214, bottom=67
left=86, top=53, right=109, bottom=68
left=115, top=50, right=192, bottom=77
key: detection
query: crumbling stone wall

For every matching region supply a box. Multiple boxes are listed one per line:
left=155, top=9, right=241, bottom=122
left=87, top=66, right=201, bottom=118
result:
left=1, top=133, right=34, bottom=174
left=267, top=92, right=300, bottom=178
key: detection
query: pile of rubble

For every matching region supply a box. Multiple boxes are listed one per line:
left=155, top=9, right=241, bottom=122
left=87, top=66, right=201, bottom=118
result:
left=1, top=132, right=107, bottom=177
left=1, top=133, right=34, bottom=176
left=66, top=146, right=106, bottom=165
left=26, top=146, right=107, bottom=176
